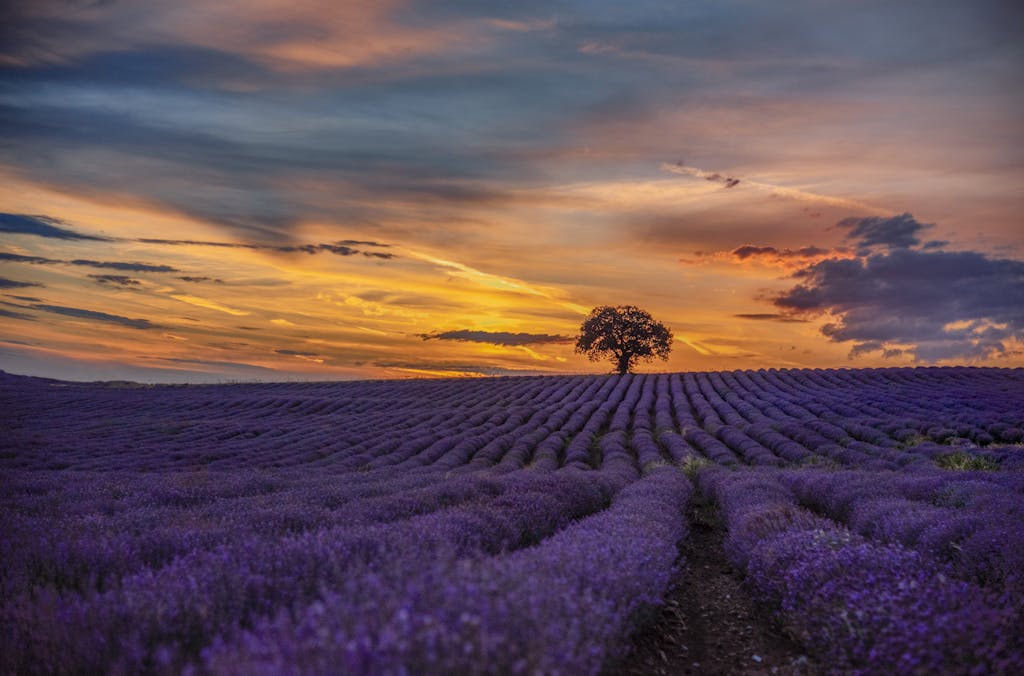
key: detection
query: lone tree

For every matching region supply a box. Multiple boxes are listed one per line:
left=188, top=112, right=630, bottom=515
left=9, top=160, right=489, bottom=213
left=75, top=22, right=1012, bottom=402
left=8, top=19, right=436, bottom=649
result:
left=575, top=305, right=673, bottom=375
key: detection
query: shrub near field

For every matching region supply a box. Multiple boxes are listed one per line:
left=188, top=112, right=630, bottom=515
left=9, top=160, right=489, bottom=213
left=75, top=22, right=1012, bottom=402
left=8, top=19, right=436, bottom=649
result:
left=1, top=367, right=1022, bottom=674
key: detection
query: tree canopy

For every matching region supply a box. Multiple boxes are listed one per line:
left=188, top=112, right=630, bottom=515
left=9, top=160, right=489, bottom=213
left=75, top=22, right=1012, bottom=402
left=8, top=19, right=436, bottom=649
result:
left=575, top=305, right=673, bottom=374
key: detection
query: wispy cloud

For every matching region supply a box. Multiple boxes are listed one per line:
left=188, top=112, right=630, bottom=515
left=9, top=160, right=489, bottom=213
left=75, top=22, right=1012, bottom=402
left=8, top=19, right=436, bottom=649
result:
left=177, top=276, right=224, bottom=284
left=0, top=253, right=54, bottom=265
left=662, top=162, right=884, bottom=212
left=0, top=308, right=34, bottom=320
left=2, top=210, right=397, bottom=261
left=31, top=304, right=158, bottom=329
left=681, top=244, right=853, bottom=268
left=70, top=258, right=177, bottom=272
left=139, top=238, right=396, bottom=259
left=667, top=165, right=742, bottom=189
left=0, top=212, right=112, bottom=241
left=275, top=348, right=325, bottom=363
left=419, top=329, right=571, bottom=346
left=153, top=357, right=279, bottom=372
left=0, top=251, right=179, bottom=272
left=168, top=294, right=249, bottom=316
left=89, top=274, right=141, bottom=286
left=373, top=360, right=537, bottom=378
left=401, top=248, right=589, bottom=315
left=0, top=276, right=43, bottom=289
left=734, top=313, right=808, bottom=323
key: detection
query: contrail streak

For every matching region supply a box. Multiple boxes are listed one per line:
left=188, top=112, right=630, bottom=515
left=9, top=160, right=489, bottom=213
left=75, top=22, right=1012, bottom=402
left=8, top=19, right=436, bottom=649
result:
left=661, top=162, right=888, bottom=214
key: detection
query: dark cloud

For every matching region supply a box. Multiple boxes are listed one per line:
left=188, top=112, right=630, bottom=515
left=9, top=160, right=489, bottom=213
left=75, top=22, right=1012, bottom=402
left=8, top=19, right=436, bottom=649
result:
left=0, top=276, right=42, bottom=289
left=0, top=252, right=53, bottom=265
left=69, top=259, right=178, bottom=272
left=138, top=238, right=396, bottom=259
left=836, top=212, right=932, bottom=252
left=419, top=329, right=572, bottom=346
left=732, top=245, right=778, bottom=259
left=31, top=304, right=158, bottom=329
left=337, top=240, right=391, bottom=248
left=0, top=208, right=396, bottom=279
left=733, top=313, right=809, bottom=323
left=138, top=238, right=244, bottom=249
left=276, top=244, right=353, bottom=256
left=275, top=349, right=320, bottom=357
left=0, top=207, right=395, bottom=267
left=89, top=274, right=140, bottom=286
left=0, top=251, right=179, bottom=272
left=704, top=172, right=741, bottom=188
left=0, top=308, right=34, bottom=320
left=178, top=276, right=224, bottom=284
left=0, top=212, right=112, bottom=241
left=774, top=247, right=1024, bottom=362
left=732, top=245, right=832, bottom=260
left=849, top=340, right=884, bottom=357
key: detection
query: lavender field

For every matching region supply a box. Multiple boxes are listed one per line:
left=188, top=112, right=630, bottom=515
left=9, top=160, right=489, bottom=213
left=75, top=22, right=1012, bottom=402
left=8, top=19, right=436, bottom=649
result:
left=2, top=367, right=1023, bottom=674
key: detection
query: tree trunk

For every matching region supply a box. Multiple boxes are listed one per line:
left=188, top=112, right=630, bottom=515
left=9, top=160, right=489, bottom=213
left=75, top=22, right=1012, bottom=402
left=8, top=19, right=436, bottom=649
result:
left=616, top=353, right=631, bottom=375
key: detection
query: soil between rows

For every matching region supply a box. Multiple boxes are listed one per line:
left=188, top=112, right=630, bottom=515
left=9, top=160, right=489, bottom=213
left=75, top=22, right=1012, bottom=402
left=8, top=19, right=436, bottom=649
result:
left=614, top=496, right=819, bottom=675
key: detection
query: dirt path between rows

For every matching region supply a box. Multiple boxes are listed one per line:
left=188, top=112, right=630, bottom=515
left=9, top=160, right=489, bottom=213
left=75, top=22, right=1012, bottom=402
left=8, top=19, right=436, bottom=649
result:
left=614, top=496, right=819, bottom=675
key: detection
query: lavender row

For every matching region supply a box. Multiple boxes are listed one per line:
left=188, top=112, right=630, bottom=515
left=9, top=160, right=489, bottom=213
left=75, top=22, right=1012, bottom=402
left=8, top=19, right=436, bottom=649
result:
left=202, top=465, right=693, bottom=675
left=0, top=467, right=521, bottom=597
left=698, top=466, right=1022, bottom=673
left=1, top=468, right=625, bottom=674
left=774, top=468, right=1024, bottom=599
left=4, top=369, right=1022, bottom=474
left=1, top=375, right=605, bottom=472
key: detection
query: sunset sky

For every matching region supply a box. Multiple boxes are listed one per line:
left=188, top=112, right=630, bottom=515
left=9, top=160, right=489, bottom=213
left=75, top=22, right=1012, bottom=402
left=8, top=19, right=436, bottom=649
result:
left=1, top=1, right=1022, bottom=382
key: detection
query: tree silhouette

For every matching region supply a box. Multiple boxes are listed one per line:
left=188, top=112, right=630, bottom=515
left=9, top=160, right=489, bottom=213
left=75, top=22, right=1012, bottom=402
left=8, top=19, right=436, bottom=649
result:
left=575, top=305, right=673, bottom=374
